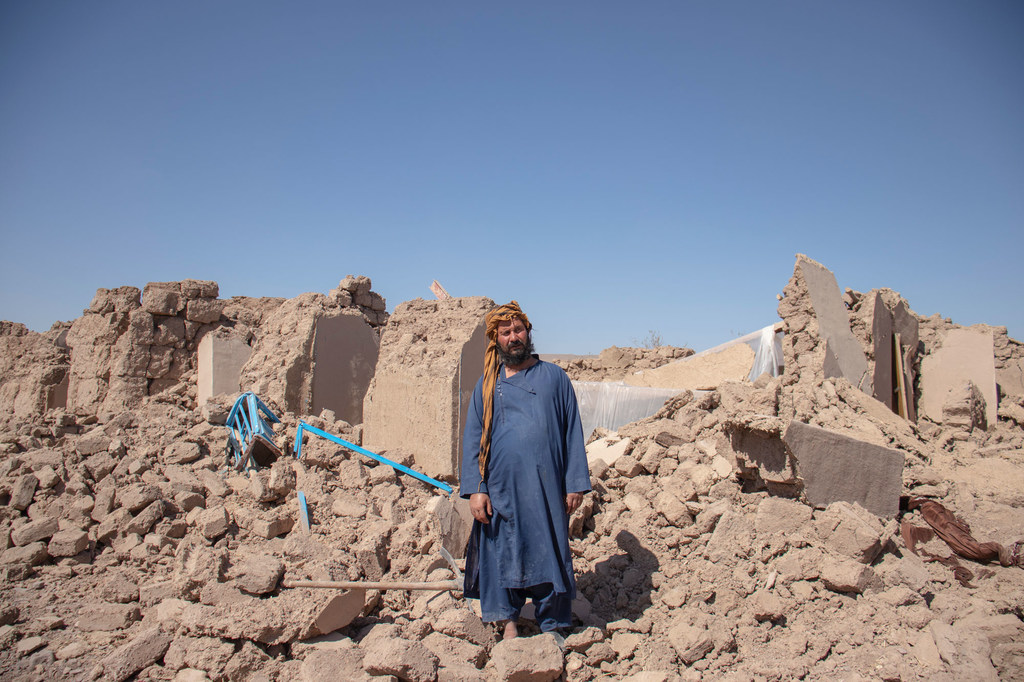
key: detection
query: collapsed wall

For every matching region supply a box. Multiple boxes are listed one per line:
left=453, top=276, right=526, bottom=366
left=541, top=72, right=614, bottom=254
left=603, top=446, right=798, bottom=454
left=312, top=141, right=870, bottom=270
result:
left=0, top=321, right=70, bottom=419
left=778, top=254, right=870, bottom=394
left=362, top=297, right=492, bottom=479
left=64, top=281, right=224, bottom=418
left=236, top=275, right=385, bottom=425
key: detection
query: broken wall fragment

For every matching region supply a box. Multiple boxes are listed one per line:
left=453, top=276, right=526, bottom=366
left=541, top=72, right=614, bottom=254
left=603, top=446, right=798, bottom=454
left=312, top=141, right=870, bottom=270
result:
left=782, top=420, right=904, bottom=518
left=362, top=297, right=492, bottom=479
left=919, top=327, right=997, bottom=428
left=778, top=254, right=870, bottom=392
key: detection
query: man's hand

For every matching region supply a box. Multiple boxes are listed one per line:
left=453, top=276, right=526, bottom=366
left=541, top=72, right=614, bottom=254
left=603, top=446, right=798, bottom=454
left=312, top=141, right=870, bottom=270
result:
left=470, top=493, right=492, bottom=524
left=565, top=492, right=584, bottom=516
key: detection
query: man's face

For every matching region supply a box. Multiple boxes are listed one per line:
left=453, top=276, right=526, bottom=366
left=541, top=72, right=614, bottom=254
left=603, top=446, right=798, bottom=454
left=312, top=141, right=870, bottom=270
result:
left=496, top=317, right=533, bottom=367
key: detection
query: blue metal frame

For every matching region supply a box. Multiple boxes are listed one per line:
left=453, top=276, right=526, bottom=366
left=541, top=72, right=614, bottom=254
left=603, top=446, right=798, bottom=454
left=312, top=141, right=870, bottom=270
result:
left=225, top=391, right=282, bottom=470
left=294, top=420, right=454, bottom=494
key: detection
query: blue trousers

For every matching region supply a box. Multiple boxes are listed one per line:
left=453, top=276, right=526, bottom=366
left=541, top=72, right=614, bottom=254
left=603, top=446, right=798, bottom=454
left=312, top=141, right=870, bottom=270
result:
left=480, top=582, right=572, bottom=631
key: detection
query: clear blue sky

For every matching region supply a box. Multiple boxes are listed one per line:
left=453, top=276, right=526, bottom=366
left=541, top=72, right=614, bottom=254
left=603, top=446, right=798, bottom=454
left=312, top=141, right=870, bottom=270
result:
left=2, top=2, right=1021, bottom=354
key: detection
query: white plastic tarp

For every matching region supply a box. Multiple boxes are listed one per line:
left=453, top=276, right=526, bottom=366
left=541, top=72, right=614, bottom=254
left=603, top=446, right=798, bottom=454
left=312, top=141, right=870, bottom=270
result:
left=748, top=325, right=784, bottom=381
left=572, top=381, right=684, bottom=441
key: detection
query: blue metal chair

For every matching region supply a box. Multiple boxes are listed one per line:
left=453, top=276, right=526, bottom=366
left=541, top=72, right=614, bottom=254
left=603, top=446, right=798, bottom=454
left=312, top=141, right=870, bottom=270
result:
left=225, top=391, right=283, bottom=470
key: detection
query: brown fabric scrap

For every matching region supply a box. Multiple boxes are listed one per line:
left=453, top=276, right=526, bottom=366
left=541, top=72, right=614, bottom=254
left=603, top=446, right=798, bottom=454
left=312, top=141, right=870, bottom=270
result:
left=907, top=497, right=1018, bottom=567
left=901, top=518, right=975, bottom=587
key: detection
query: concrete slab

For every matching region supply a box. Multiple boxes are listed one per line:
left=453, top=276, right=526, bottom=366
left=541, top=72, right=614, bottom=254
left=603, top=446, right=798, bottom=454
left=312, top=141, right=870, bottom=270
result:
left=870, top=292, right=895, bottom=411
left=919, top=328, right=997, bottom=426
left=796, top=257, right=870, bottom=391
left=197, top=333, right=252, bottom=407
left=311, top=313, right=379, bottom=425
left=782, top=421, right=904, bottom=518
left=585, top=436, right=632, bottom=468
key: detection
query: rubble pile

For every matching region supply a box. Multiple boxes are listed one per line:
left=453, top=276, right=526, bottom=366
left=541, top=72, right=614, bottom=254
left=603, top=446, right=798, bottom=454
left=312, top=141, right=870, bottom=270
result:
left=552, top=346, right=694, bottom=382
left=0, top=257, right=1023, bottom=681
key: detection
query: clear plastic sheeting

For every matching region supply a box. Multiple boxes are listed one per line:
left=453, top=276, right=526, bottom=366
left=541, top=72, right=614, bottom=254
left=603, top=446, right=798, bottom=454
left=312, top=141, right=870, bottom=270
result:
left=748, top=325, right=784, bottom=381
left=572, top=381, right=684, bottom=441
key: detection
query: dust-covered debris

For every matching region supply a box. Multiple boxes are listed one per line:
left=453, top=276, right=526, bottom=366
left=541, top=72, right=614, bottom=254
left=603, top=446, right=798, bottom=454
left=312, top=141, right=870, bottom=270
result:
left=0, top=257, right=1023, bottom=681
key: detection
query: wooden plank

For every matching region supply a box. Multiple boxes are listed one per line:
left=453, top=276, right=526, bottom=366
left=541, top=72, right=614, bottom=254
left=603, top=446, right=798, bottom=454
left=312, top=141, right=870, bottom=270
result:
left=283, top=579, right=460, bottom=591
left=893, top=333, right=908, bottom=419
left=429, top=280, right=451, bottom=300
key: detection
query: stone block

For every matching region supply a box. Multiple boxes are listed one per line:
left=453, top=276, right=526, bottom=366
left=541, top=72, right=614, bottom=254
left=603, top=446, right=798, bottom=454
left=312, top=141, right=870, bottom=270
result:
left=746, top=590, right=786, bottom=622
left=153, top=316, right=186, bottom=346
left=10, top=517, right=58, bottom=546
left=431, top=608, right=493, bottom=647
left=77, top=430, right=112, bottom=456
left=815, top=501, right=887, bottom=563
left=782, top=421, right=903, bottom=518
left=126, top=500, right=165, bottom=536
left=146, top=346, right=174, bottom=379
left=234, top=555, right=285, bottom=595
left=920, top=328, right=997, bottom=427
left=196, top=332, right=252, bottom=407
left=614, top=455, right=644, bottom=477
left=163, top=635, right=235, bottom=673
left=655, top=489, right=692, bottom=527
left=142, top=282, right=184, bottom=316
left=76, top=603, right=141, bottom=632
left=196, top=506, right=231, bottom=540
left=667, top=622, right=714, bottom=665
left=488, top=634, right=564, bottom=682
left=180, top=279, right=219, bottom=299
left=941, top=381, right=987, bottom=435
left=9, top=474, right=39, bottom=510
left=354, top=530, right=389, bottom=580
left=820, top=557, right=878, bottom=594
left=313, top=589, right=366, bottom=636
left=164, top=465, right=205, bottom=494
left=117, top=483, right=161, bottom=513
left=48, top=528, right=90, bottom=557
left=33, top=465, right=60, bottom=489
left=197, top=469, right=230, bottom=498
left=0, top=542, right=48, bottom=566
left=185, top=298, right=223, bottom=324
left=421, top=631, right=486, bottom=670
left=100, top=627, right=172, bottom=682
left=163, top=441, right=202, bottom=465
left=96, top=508, right=133, bottom=543
left=425, top=495, right=473, bottom=559
left=250, top=512, right=292, bottom=540
left=84, top=453, right=117, bottom=482
left=300, top=648, right=371, bottom=682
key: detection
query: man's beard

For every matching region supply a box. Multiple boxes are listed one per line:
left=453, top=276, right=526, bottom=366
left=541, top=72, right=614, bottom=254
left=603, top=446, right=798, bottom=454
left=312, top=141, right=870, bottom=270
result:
left=498, top=333, right=535, bottom=367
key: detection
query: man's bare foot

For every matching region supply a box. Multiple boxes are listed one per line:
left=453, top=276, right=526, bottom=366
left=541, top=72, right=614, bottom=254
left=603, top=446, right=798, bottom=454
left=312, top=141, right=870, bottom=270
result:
left=502, top=620, right=519, bottom=640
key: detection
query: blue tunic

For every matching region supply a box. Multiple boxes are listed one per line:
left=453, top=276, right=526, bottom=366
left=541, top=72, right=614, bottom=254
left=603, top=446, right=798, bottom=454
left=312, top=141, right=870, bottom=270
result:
left=460, top=359, right=590, bottom=600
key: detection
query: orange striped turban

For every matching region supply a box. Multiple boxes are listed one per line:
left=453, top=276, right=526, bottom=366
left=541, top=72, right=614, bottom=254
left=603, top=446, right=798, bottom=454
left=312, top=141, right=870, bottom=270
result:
left=477, top=301, right=532, bottom=484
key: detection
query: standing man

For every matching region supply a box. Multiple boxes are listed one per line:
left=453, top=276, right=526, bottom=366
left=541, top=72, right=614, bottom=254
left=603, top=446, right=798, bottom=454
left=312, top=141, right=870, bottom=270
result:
left=460, top=301, right=591, bottom=639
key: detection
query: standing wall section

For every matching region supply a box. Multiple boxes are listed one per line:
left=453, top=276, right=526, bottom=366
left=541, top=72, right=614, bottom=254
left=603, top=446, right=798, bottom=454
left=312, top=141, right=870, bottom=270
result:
left=362, top=297, right=493, bottom=480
